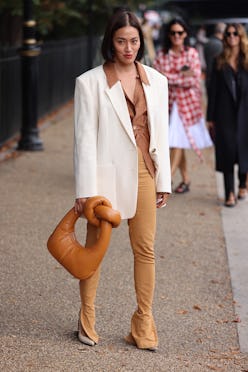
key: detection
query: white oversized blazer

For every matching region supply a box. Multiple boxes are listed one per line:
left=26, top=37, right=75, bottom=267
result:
left=74, top=63, right=171, bottom=219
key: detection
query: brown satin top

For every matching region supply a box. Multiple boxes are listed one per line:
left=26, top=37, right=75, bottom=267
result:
left=103, top=61, right=155, bottom=178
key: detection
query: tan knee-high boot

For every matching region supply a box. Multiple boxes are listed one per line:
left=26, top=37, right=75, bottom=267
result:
left=129, top=261, right=158, bottom=349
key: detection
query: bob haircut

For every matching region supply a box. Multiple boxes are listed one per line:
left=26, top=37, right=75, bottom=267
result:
left=101, top=10, right=144, bottom=62
left=162, top=18, right=190, bottom=54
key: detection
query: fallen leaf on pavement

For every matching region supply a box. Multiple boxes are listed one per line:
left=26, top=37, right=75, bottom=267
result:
left=232, top=316, right=241, bottom=323
left=176, top=309, right=188, bottom=314
left=206, top=365, right=224, bottom=371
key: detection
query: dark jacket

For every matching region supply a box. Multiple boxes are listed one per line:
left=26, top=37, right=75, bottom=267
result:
left=204, top=36, right=223, bottom=90
left=207, top=60, right=248, bottom=173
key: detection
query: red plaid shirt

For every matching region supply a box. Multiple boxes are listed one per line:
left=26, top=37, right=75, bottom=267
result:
left=153, top=47, right=203, bottom=127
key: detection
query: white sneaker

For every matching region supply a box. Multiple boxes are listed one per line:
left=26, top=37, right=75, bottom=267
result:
left=78, top=318, right=96, bottom=346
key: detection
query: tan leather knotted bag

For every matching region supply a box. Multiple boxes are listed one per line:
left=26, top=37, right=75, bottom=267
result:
left=47, top=196, right=121, bottom=280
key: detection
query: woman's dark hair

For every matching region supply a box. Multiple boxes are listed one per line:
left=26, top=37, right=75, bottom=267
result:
left=162, top=18, right=190, bottom=53
left=101, top=10, right=144, bottom=62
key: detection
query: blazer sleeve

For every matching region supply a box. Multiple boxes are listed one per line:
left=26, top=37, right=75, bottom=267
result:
left=157, top=77, right=171, bottom=193
left=149, top=71, right=171, bottom=193
left=74, top=76, right=98, bottom=198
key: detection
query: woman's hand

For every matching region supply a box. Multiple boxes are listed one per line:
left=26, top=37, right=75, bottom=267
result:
left=207, top=121, right=215, bottom=129
left=207, top=121, right=216, bottom=143
left=74, top=198, right=88, bottom=216
left=181, top=68, right=194, bottom=77
left=156, top=192, right=170, bottom=208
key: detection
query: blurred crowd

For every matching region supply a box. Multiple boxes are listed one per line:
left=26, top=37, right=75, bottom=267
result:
left=141, top=13, right=248, bottom=207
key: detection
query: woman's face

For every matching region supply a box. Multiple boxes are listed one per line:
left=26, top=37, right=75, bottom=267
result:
left=169, top=23, right=187, bottom=48
left=112, top=26, right=140, bottom=65
left=226, top=26, right=240, bottom=48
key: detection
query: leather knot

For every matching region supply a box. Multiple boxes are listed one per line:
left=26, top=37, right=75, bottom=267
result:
left=84, top=196, right=121, bottom=228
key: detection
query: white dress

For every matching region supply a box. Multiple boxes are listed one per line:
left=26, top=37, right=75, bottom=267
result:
left=169, top=102, right=213, bottom=149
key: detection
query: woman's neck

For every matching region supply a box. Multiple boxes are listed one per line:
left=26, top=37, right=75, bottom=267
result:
left=114, top=61, right=136, bottom=75
left=230, top=45, right=240, bottom=59
left=229, top=46, right=240, bottom=69
left=171, top=45, right=184, bottom=54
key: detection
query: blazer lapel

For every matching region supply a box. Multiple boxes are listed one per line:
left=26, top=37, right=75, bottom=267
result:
left=105, top=82, right=136, bottom=145
left=143, top=82, right=155, bottom=141
left=223, top=66, right=237, bottom=102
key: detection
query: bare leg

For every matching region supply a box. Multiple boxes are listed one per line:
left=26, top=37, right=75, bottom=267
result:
left=179, top=150, right=190, bottom=184
left=170, top=148, right=183, bottom=177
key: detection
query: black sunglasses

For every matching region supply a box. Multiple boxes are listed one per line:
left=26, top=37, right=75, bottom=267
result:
left=169, top=30, right=184, bottom=36
left=226, top=31, right=239, bottom=37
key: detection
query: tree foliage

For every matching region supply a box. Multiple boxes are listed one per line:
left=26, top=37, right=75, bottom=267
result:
left=0, top=0, right=154, bottom=44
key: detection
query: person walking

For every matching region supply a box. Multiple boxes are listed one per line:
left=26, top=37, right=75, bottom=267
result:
left=204, top=22, right=226, bottom=95
left=195, top=25, right=209, bottom=72
left=153, top=18, right=212, bottom=193
left=74, top=10, right=171, bottom=351
left=141, top=17, right=156, bottom=65
left=207, top=23, right=248, bottom=207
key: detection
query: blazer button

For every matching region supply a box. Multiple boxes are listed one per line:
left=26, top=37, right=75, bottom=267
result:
left=152, top=148, right=156, bottom=153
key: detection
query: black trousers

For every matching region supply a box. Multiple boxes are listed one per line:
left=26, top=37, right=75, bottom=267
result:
left=223, top=170, right=246, bottom=200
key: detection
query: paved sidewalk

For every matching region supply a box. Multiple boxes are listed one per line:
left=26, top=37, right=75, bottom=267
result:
left=0, top=108, right=248, bottom=371
left=216, top=172, right=248, bottom=354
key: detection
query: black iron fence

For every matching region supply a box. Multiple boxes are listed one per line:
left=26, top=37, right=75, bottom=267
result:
left=0, top=47, right=21, bottom=146
left=0, top=36, right=98, bottom=147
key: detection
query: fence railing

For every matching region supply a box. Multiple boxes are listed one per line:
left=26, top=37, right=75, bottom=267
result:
left=0, top=37, right=98, bottom=147
left=0, top=47, right=22, bottom=146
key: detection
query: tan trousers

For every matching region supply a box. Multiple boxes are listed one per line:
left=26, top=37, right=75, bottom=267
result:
left=79, top=149, right=158, bottom=348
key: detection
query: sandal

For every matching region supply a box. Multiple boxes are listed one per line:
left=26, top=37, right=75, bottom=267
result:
left=238, top=188, right=247, bottom=200
left=174, top=182, right=190, bottom=194
left=224, top=193, right=236, bottom=207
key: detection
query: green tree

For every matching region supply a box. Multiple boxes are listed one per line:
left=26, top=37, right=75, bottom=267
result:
left=0, top=0, right=154, bottom=45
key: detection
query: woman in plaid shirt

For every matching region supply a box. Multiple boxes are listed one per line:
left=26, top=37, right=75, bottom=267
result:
left=154, top=18, right=212, bottom=193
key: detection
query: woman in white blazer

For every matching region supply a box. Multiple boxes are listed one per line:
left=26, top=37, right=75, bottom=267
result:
left=74, top=10, right=171, bottom=351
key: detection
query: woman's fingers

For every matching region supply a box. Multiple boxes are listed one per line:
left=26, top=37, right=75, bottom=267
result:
left=156, top=193, right=169, bottom=208
left=74, top=198, right=88, bottom=215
